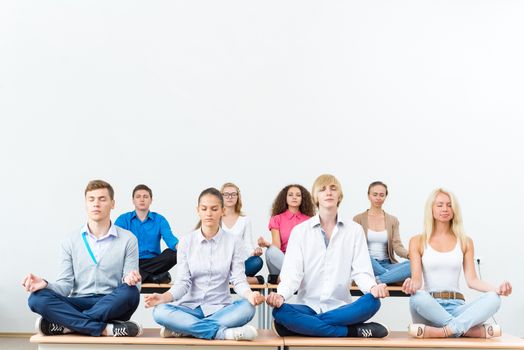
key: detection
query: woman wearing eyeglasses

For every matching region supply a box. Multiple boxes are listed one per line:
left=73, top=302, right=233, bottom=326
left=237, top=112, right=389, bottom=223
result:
left=403, top=188, right=511, bottom=339
left=258, top=184, right=315, bottom=284
left=220, top=182, right=264, bottom=285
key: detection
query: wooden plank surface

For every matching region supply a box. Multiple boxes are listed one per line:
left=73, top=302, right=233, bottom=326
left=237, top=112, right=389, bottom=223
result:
left=30, top=328, right=282, bottom=346
left=283, top=331, right=524, bottom=349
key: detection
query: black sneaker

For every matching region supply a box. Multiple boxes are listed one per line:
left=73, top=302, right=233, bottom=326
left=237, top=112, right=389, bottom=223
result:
left=35, top=317, right=66, bottom=336
left=268, top=274, right=279, bottom=285
left=255, top=275, right=265, bottom=284
left=272, top=321, right=300, bottom=337
left=350, top=322, right=389, bottom=338
left=150, top=272, right=171, bottom=284
left=112, top=320, right=143, bottom=337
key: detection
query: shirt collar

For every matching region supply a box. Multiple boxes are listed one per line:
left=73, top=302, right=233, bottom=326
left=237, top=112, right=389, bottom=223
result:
left=81, top=222, right=118, bottom=239
left=310, top=214, right=345, bottom=228
left=197, top=227, right=224, bottom=243
left=131, top=210, right=153, bottom=221
left=284, top=209, right=305, bottom=220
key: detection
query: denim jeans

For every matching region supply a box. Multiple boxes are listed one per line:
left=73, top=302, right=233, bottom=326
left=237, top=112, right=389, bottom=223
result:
left=273, top=293, right=381, bottom=337
left=370, top=258, right=411, bottom=284
left=265, top=246, right=284, bottom=275
left=410, top=290, right=501, bottom=336
left=28, top=284, right=140, bottom=336
left=245, top=256, right=263, bottom=277
left=153, top=298, right=255, bottom=339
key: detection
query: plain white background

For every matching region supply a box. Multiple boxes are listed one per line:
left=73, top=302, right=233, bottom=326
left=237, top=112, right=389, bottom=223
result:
left=1, top=0, right=523, bottom=336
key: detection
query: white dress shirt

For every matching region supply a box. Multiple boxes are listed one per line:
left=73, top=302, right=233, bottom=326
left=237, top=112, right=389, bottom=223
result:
left=221, top=216, right=255, bottom=259
left=277, top=215, right=377, bottom=313
left=168, top=228, right=250, bottom=316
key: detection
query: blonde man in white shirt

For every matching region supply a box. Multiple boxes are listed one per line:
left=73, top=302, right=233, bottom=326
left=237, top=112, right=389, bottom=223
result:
left=266, top=174, right=390, bottom=338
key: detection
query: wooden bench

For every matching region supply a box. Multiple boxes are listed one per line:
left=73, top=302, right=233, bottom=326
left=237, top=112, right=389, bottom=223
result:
left=265, top=284, right=409, bottom=297
left=29, top=330, right=524, bottom=350
left=282, top=331, right=524, bottom=349
left=30, top=328, right=283, bottom=350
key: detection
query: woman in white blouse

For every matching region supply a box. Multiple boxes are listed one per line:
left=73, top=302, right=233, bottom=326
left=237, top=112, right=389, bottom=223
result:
left=403, top=188, right=512, bottom=338
left=220, top=182, right=264, bottom=284
left=144, top=188, right=265, bottom=340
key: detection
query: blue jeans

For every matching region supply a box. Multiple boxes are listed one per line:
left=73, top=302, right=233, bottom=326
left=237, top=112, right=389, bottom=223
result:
left=273, top=293, right=381, bottom=337
left=410, top=290, right=501, bottom=336
left=245, top=256, right=263, bottom=277
left=371, top=258, right=411, bottom=284
left=28, top=284, right=140, bottom=336
left=153, top=298, right=255, bottom=339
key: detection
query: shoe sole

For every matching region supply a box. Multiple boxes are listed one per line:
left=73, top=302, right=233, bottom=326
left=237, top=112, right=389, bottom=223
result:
left=34, top=317, right=44, bottom=336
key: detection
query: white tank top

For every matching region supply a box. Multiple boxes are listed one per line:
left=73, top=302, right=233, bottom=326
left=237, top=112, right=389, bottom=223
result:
left=422, top=241, right=463, bottom=292
left=367, top=229, right=388, bottom=261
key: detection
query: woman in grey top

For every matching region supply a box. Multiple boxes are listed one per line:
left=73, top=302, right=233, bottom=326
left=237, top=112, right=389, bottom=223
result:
left=144, top=188, right=265, bottom=340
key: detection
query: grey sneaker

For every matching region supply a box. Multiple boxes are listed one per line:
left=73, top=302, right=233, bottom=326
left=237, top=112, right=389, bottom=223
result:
left=160, top=326, right=185, bottom=338
left=224, top=325, right=258, bottom=341
left=35, top=317, right=66, bottom=336
left=112, top=320, right=143, bottom=337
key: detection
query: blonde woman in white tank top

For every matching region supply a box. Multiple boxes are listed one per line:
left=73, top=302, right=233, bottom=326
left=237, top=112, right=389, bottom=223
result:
left=402, top=189, right=512, bottom=339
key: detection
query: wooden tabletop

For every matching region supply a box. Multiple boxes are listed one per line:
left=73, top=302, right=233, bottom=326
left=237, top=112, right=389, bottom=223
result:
left=30, top=328, right=283, bottom=346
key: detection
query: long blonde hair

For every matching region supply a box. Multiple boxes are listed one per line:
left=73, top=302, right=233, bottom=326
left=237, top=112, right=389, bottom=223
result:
left=420, top=188, right=468, bottom=252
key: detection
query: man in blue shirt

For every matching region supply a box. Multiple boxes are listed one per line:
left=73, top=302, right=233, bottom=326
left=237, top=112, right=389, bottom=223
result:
left=115, top=184, right=178, bottom=284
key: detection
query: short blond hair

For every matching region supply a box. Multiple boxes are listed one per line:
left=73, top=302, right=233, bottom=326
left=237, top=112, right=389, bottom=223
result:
left=311, top=174, right=344, bottom=207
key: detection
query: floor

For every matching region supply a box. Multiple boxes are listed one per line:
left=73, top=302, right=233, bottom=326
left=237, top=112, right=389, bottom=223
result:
left=0, top=337, right=36, bottom=350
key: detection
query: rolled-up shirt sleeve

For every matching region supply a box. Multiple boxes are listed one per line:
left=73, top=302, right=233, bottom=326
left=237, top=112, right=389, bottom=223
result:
left=351, top=226, right=377, bottom=293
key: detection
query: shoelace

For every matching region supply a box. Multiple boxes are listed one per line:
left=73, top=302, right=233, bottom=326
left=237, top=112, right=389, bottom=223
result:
left=50, top=324, right=64, bottom=333
left=113, top=327, right=129, bottom=337
left=360, top=329, right=373, bottom=338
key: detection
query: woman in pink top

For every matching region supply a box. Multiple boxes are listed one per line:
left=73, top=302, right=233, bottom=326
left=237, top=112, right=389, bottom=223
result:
left=258, top=184, right=315, bottom=283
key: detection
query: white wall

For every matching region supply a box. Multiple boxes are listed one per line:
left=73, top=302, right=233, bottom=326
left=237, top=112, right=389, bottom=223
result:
left=1, top=0, right=523, bottom=336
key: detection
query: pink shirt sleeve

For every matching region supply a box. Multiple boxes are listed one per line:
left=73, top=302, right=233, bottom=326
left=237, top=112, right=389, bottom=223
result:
left=268, top=214, right=281, bottom=230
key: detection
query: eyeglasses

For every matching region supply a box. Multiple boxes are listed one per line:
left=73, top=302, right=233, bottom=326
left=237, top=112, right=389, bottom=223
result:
left=222, top=192, right=238, bottom=198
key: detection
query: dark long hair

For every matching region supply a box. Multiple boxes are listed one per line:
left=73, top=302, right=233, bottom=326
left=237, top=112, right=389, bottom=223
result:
left=195, top=187, right=224, bottom=229
left=271, top=184, right=315, bottom=217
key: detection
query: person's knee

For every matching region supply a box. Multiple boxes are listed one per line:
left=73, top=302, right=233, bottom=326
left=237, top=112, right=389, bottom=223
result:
left=152, top=304, right=169, bottom=323
left=409, top=290, right=431, bottom=310
left=484, top=291, right=501, bottom=311
left=28, top=289, right=53, bottom=313
left=253, top=256, right=263, bottom=271
left=164, top=248, right=177, bottom=265
left=237, top=299, right=256, bottom=319
left=272, top=303, right=289, bottom=320
left=118, top=284, right=140, bottom=307
left=369, top=294, right=381, bottom=313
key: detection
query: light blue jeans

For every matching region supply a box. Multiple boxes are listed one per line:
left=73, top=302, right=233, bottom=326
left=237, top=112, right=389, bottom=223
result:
left=410, top=290, right=501, bottom=337
left=371, top=258, right=411, bottom=284
left=153, top=299, right=255, bottom=339
left=265, top=246, right=284, bottom=275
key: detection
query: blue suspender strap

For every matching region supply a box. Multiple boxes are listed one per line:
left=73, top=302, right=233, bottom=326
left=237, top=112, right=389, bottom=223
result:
left=82, top=232, right=98, bottom=265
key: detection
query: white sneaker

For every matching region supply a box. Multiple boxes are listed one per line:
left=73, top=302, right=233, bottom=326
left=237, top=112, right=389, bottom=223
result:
left=159, top=326, right=185, bottom=338
left=224, top=325, right=258, bottom=341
